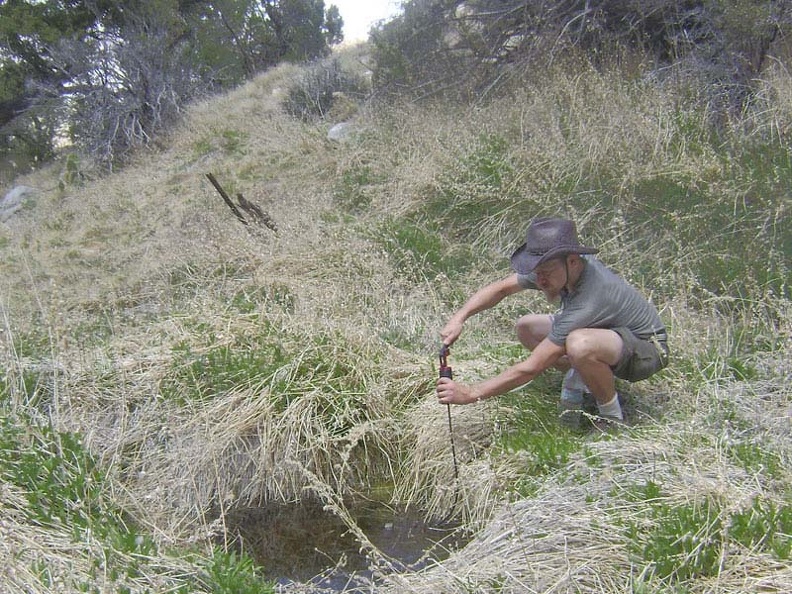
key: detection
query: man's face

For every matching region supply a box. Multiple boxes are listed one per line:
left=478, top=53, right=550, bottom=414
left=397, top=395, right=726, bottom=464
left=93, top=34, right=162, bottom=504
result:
left=533, top=257, right=567, bottom=300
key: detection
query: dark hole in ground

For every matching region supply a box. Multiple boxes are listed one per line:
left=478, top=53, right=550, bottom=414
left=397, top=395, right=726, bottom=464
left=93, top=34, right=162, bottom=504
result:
left=218, top=499, right=468, bottom=591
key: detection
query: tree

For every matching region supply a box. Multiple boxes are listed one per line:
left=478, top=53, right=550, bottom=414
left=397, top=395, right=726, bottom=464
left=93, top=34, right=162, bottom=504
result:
left=262, top=0, right=332, bottom=62
left=0, top=0, right=115, bottom=171
left=370, top=0, right=455, bottom=97
left=324, top=4, right=343, bottom=46
left=0, top=0, right=346, bottom=173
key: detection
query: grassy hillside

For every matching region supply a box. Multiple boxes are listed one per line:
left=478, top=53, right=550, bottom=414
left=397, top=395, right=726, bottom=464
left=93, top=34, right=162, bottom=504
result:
left=0, top=45, right=790, bottom=593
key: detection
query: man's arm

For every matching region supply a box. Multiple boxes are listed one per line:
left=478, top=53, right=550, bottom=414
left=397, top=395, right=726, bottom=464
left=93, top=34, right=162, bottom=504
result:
left=437, top=338, right=565, bottom=405
left=440, top=274, right=524, bottom=346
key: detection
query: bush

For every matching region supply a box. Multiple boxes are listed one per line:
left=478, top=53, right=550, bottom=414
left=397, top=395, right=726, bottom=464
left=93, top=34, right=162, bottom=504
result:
left=370, top=0, right=789, bottom=109
left=282, top=57, right=369, bottom=121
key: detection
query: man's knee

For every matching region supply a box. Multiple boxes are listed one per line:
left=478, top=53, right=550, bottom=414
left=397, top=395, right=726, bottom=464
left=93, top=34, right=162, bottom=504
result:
left=516, top=314, right=551, bottom=349
left=566, top=328, right=622, bottom=366
left=565, top=330, right=596, bottom=362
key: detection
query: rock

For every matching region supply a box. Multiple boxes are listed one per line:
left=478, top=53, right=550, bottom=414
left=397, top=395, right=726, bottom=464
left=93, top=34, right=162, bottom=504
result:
left=1, top=185, right=37, bottom=222
left=327, top=122, right=356, bottom=142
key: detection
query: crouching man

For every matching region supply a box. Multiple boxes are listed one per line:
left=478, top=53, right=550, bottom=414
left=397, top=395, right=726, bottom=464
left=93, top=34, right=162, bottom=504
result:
left=436, top=217, right=669, bottom=429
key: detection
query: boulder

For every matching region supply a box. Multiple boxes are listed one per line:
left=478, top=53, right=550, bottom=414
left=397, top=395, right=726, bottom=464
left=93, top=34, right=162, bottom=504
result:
left=327, top=122, right=355, bottom=143
left=1, top=185, right=37, bottom=222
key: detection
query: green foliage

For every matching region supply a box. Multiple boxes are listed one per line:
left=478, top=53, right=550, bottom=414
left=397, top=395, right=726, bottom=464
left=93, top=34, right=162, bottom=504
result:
left=220, top=129, right=249, bottom=155
left=161, top=333, right=284, bottom=404
left=58, top=152, right=84, bottom=192
left=275, top=0, right=334, bottom=61
left=370, top=0, right=464, bottom=98
left=422, top=133, right=525, bottom=244
left=0, top=0, right=109, bottom=169
left=493, top=376, right=584, bottom=494
left=10, top=323, right=50, bottom=360
left=622, top=479, right=664, bottom=503
left=694, top=349, right=754, bottom=384
left=726, top=441, right=783, bottom=478
left=333, top=164, right=386, bottom=212
left=0, top=388, right=276, bottom=592
left=371, top=217, right=478, bottom=283
left=370, top=0, right=784, bottom=106
left=0, top=407, right=163, bottom=586
left=192, top=137, right=215, bottom=159
left=456, top=133, right=515, bottom=189
left=625, top=495, right=724, bottom=581
left=282, top=57, right=369, bottom=120
left=0, top=0, right=346, bottom=171
left=0, top=417, right=106, bottom=529
left=200, top=548, right=273, bottom=594
left=729, top=498, right=792, bottom=560
left=596, top=135, right=791, bottom=303
left=160, top=322, right=373, bottom=413
left=324, top=4, right=344, bottom=45
left=678, top=338, right=767, bottom=400
left=622, top=485, right=791, bottom=583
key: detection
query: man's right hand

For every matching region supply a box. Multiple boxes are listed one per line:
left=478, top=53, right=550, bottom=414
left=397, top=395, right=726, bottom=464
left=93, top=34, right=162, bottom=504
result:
left=440, top=318, right=464, bottom=347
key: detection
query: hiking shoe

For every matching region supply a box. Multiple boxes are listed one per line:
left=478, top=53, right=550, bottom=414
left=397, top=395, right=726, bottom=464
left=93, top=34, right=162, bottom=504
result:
left=590, top=415, right=624, bottom=434
left=560, top=369, right=595, bottom=430
left=559, top=376, right=586, bottom=429
left=582, top=392, right=597, bottom=415
left=558, top=398, right=583, bottom=429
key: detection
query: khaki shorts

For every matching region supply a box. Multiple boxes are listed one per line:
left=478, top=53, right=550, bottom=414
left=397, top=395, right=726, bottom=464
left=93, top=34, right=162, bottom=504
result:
left=611, top=327, right=669, bottom=382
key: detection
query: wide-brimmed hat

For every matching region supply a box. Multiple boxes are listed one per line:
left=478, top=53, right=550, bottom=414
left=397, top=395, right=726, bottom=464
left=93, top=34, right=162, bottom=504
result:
left=510, top=217, right=598, bottom=274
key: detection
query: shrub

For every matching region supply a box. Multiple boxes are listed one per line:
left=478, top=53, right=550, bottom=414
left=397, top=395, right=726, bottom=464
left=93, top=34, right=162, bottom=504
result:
left=282, top=57, right=369, bottom=121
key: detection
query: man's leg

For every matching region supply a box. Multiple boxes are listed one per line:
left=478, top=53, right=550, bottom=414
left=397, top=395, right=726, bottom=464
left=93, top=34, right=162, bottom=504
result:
left=515, top=313, right=552, bottom=349
left=516, top=314, right=570, bottom=370
left=565, top=328, right=624, bottom=420
left=519, top=315, right=588, bottom=426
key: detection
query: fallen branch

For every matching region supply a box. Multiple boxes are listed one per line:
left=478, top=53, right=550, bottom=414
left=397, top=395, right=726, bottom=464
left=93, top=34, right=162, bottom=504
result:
left=205, top=173, right=277, bottom=232
left=205, top=172, right=248, bottom=225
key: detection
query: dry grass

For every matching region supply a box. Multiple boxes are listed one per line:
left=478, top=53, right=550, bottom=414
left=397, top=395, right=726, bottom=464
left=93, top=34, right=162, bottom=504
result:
left=377, top=357, right=792, bottom=593
left=0, top=45, right=790, bottom=593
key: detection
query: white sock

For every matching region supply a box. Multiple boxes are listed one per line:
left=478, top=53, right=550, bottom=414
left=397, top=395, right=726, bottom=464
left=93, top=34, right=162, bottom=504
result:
left=597, top=393, right=623, bottom=420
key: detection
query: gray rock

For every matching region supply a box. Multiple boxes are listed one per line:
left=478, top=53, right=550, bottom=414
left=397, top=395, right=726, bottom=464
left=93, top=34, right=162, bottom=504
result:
left=1, top=185, right=37, bottom=222
left=327, top=122, right=355, bottom=142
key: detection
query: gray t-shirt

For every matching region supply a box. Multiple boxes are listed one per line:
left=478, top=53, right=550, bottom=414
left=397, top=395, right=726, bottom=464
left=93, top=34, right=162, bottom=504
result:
left=517, top=256, right=665, bottom=347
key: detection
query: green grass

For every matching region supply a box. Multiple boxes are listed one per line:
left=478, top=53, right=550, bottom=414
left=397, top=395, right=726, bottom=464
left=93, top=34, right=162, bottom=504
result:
left=620, top=483, right=791, bottom=584
left=199, top=549, right=272, bottom=594
left=0, top=415, right=107, bottom=530
left=729, top=497, right=792, bottom=560
left=160, top=321, right=378, bottom=427
left=332, top=164, right=387, bottom=212
left=419, top=132, right=529, bottom=246
left=371, top=216, right=480, bottom=283
left=727, top=441, right=784, bottom=477
left=492, top=374, right=585, bottom=496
